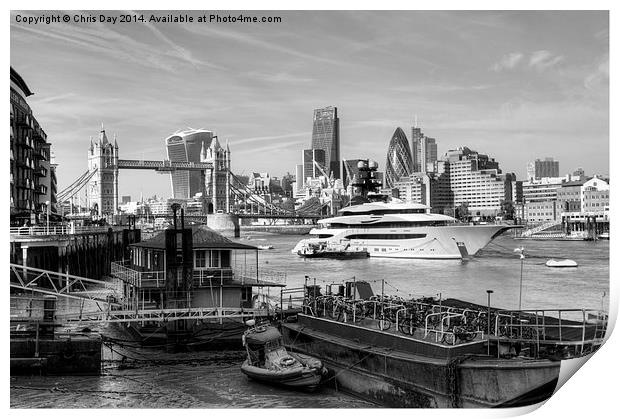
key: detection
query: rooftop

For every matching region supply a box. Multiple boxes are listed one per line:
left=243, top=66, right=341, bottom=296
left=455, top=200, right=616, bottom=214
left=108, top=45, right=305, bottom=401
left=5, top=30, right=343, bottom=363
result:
left=131, top=226, right=257, bottom=250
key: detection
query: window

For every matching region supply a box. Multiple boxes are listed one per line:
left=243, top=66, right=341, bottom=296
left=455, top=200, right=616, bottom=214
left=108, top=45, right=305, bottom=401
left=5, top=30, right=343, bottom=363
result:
left=195, top=250, right=206, bottom=268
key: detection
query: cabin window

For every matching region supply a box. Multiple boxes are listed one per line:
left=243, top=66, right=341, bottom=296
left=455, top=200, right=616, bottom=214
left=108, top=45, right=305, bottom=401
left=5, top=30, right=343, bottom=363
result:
left=194, top=250, right=222, bottom=268
left=211, top=251, right=221, bottom=267
left=195, top=250, right=207, bottom=268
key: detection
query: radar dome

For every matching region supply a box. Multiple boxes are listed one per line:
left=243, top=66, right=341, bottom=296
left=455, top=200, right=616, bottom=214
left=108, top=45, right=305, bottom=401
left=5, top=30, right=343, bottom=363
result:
left=369, top=160, right=378, bottom=169
left=357, top=161, right=368, bottom=169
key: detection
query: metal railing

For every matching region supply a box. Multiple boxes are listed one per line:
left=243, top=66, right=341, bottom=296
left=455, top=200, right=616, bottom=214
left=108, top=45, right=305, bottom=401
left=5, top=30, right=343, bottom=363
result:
left=10, top=225, right=120, bottom=237
left=493, top=308, right=607, bottom=358
left=63, top=306, right=271, bottom=324
left=110, top=261, right=164, bottom=287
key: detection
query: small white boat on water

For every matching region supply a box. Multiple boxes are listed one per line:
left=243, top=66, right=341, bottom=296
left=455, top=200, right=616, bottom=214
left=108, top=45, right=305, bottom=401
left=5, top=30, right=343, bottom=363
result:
left=257, top=244, right=274, bottom=250
left=545, top=259, right=578, bottom=268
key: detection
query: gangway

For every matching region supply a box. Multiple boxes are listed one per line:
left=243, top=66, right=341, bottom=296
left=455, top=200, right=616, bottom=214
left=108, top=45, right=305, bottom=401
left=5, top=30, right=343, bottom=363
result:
left=62, top=306, right=272, bottom=324
left=10, top=263, right=120, bottom=308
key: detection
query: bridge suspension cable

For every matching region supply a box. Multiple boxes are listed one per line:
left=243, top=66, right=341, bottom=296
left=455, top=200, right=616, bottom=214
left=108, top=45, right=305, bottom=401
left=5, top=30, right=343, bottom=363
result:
left=229, top=173, right=319, bottom=216
left=57, top=169, right=98, bottom=203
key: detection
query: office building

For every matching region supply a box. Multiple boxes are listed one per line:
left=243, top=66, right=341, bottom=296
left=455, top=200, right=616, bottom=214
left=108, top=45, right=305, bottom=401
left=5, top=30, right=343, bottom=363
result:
left=527, top=158, right=560, bottom=180
left=311, top=106, right=340, bottom=179
left=165, top=129, right=215, bottom=199
left=385, top=127, right=413, bottom=188
left=411, top=121, right=437, bottom=174
left=443, top=147, right=513, bottom=216
left=302, top=149, right=326, bottom=184
left=10, top=67, right=58, bottom=225
left=295, top=164, right=303, bottom=193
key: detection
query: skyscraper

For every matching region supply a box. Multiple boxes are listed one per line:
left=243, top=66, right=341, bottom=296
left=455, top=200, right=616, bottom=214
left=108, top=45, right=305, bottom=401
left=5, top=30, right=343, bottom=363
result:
left=385, top=127, right=413, bottom=188
left=411, top=120, right=437, bottom=173
left=411, top=126, right=423, bottom=172
left=165, top=129, right=214, bottom=199
left=302, top=148, right=326, bottom=183
left=311, top=106, right=340, bottom=179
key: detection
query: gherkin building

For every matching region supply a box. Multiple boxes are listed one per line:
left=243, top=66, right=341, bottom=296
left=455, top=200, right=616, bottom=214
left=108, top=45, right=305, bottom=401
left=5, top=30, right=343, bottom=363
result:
left=385, top=127, right=413, bottom=188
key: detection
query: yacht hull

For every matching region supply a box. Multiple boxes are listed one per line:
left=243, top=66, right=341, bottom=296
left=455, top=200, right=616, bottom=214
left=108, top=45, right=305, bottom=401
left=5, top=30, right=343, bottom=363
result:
left=293, top=225, right=513, bottom=259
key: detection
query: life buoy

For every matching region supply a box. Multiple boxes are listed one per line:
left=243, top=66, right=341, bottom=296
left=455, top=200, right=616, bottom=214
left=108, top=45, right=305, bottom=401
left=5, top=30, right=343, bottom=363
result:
left=280, top=357, right=296, bottom=367
left=63, top=343, right=75, bottom=360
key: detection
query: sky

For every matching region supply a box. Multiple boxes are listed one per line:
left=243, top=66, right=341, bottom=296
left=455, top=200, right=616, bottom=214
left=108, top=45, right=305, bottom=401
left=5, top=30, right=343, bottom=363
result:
left=10, top=10, right=609, bottom=200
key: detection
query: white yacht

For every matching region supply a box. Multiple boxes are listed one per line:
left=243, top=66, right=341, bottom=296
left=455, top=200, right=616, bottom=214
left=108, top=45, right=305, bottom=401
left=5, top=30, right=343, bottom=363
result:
left=292, top=201, right=513, bottom=259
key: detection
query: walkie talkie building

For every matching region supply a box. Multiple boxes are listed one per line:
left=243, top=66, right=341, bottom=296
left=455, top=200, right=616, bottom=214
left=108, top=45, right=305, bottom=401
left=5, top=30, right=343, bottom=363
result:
left=165, top=129, right=214, bottom=199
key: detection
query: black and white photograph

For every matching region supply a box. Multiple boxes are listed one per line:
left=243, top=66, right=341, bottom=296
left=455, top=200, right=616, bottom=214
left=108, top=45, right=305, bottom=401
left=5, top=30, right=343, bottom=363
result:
left=7, top=2, right=614, bottom=413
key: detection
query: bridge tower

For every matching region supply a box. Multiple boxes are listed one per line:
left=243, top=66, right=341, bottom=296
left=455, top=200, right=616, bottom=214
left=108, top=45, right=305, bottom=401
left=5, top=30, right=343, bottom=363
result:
left=87, top=124, right=119, bottom=217
left=200, top=136, right=231, bottom=213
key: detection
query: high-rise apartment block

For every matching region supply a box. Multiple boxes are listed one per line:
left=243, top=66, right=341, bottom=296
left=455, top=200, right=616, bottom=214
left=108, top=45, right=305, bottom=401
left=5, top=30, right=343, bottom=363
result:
left=311, top=106, right=340, bottom=179
left=10, top=67, right=58, bottom=224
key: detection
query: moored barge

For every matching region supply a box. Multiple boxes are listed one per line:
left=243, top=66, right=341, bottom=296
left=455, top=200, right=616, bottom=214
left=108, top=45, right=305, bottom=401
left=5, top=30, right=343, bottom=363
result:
left=280, top=283, right=607, bottom=408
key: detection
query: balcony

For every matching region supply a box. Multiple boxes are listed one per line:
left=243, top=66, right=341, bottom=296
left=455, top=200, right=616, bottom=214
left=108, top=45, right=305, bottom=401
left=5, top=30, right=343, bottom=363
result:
left=32, top=126, right=47, bottom=142
left=193, top=268, right=235, bottom=287
left=111, top=261, right=164, bottom=288
left=15, top=178, right=33, bottom=189
left=34, top=166, right=47, bottom=177
left=110, top=261, right=236, bottom=289
left=35, top=185, right=47, bottom=195
left=15, top=113, right=32, bottom=128
left=16, top=137, right=33, bottom=149
left=16, top=200, right=32, bottom=210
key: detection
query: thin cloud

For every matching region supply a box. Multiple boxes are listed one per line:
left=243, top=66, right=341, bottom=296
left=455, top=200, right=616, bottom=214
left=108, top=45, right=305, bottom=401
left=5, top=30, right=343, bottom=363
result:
left=233, top=132, right=309, bottom=146
left=584, top=55, right=609, bottom=89
left=182, top=24, right=343, bottom=66
left=11, top=11, right=220, bottom=72
left=529, top=50, right=564, bottom=71
left=492, top=52, right=524, bottom=72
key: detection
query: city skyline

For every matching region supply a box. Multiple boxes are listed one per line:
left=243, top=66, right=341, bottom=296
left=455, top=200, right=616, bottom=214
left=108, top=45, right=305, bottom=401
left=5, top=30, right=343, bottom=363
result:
left=10, top=10, right=609, bottom=199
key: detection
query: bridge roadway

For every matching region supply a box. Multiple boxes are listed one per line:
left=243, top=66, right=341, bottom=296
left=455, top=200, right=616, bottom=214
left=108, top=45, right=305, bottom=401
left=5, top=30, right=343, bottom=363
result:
left=116, top=159, right=212, bottom=171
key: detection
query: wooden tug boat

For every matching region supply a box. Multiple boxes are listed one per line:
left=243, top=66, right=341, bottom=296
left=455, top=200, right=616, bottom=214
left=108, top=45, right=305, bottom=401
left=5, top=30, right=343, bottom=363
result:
left=241, top=320, right=326, bottom=391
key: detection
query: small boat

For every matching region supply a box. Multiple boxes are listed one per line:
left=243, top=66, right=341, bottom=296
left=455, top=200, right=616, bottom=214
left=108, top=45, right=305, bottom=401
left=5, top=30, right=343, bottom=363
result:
left=297, top=241, right=369, bottom=259
left=257, top=244, right=274, bottom=250
left=241, top=321, right=326, bottom=391
left=598, top=232, right=609, bottom=240
left=545, top=259, right=578, bottom=268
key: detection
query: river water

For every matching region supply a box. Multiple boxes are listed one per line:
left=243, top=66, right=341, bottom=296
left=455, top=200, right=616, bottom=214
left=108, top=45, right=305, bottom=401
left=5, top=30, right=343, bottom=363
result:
left=10, top=232, right=609, bottom=408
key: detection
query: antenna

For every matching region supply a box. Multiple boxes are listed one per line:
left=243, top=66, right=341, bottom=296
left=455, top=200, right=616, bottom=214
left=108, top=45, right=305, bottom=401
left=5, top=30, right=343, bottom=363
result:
left=414, top=114, right=418, bottom=128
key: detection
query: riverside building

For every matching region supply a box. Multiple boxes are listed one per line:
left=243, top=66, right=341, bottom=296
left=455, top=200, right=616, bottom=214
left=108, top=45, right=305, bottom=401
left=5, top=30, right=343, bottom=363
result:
left=10, top=67, right=58, bottom=225
left=443, top=147, right=514, bottom=217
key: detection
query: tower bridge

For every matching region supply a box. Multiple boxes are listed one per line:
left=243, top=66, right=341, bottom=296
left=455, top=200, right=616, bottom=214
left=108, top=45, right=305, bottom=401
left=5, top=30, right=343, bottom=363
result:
left=58, top=125, right=320, bottom=221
